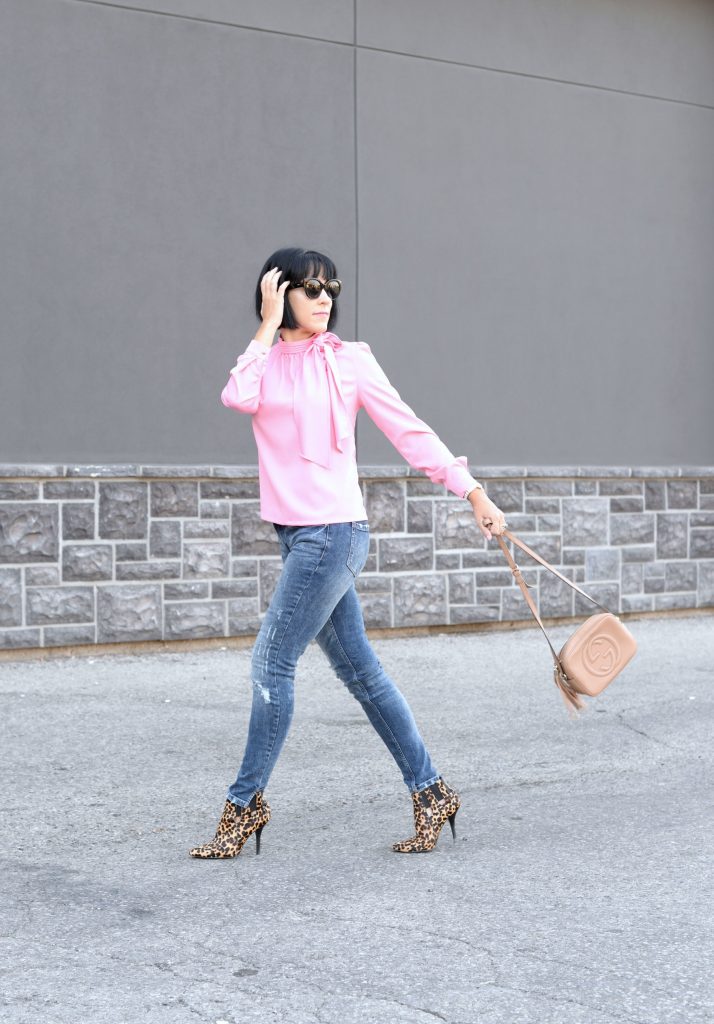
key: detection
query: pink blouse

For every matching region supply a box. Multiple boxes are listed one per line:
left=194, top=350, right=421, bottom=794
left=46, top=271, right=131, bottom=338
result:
left=220, top=330, right=480, bottom=526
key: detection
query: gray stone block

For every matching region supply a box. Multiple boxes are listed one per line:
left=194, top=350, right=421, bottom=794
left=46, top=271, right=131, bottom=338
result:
left=562, top=498, right=608, bottom=546
left=654, top=593, right=697, bottom=610
left=481, top=480, right=524, bottom=512
left=407, top=500, right=432, bottom=533
left=610, top=513, right=655, bottom=546
left=645, top=482, right=666, bottom=510
left=200, top=500, right=230, bottom=519
left=0, top=628, right=41, bottom=648
left=621, top=595, right=654, bottom=612
left=0, top=568, right=22, bottom=627
left=690, top=529, right=714, bottom=558
left=476, top=587, right=502, bottom=605
left=150, top=521, right=181, bottom=558
left=116, top=561, right=181, bottom=580
left=447, top=572, right=474, bottom=605
left=44, top=480, right=95, bottom=500
left=26, top=586, right=94, bottom=625
left=474, top=569, right=513, bottom=588
left=378, top=537, right=433, bottom=573
left=665, top=562, right=697, bottom=591
left=364, top=553, right=378, bottom=574
left=461, top=549, right=503, bottom=568
left=539, top=572, right=573, bottom=617
left=184, top=520, right=230, bottom=539
left=227, top=598, right=263, bottom=635
left=98, top=482, right=147, bottom=539
left=258, top=559, right=284, bottom=612
left=68, top=464, right=139, bottom=477
left=231, top=504, right=279, bottom=557
left=200, top=480, right=259, bottom=500
left=610, top=497, right=644, bottom=513
left=25, top=566, right=60, bottom=586
left=702, top=479, right=714, bottom=494
left=621, top=545, right=656, bottom=562
left=450, top=604, right=500, bottom=624
left=585, top=548, right=621, bottom=580
left=405, top=479, right=445, bottom=495
left=165, top=601, right=225, bottom=639
left=435, top=552, right=460, bottom=570
left=359, top=594, right=392, bottom=629
left=525, top=498, right=560, bottom=514
left=697, top=561, right=714, bottom=604
left=667, top=481, right=697, bottom=509
left=183, top=542, right=230, bottom=578
left=574, top=581, right=619, bottom=615
left=598, top=481, right=643, bottom=496
left=691, top=513, right=714, bottom=527
left=434, top=502, right=478, bottom=550
left=644, top=577, right=666, bottom=594
left=524, top=480, right=572, bottom=496
left=355, top=575, right=392, bottom=594
left=393, top=575, right=446, bottom=626
left=502, top=514, right=537, bottom=531
left=62, top=545, right=113, bottom=582
left=231, top=558, right=258, bottom=578
left=115, top=542, right=148, bottom=561
left=501, top=590, right=533, bottom=621
left=365, top=481, right=405, bottom=533
left=621, top=564, right=643, bottom=594
left=43, top=624, right=96, bottom=646
left=656, top=514, right=688, bottom=559
left=212, top=580, right=258, bottom=598
left=0, top=483, right=39, bottom=499
left=97, top=585, right=161, bottom=642
left=510, top=533, right=562, bottom=566
left=562, top=548, right=585, bottom=565
left=700, top=496, right=714, bottom=510
left=150, top=481, right=198, bottom=517
left=574, top=481, right=597, bottom=495
left=537, top=515, right=561, bottom=532
left=62, top=503, right=95, bottom=541
left=164, top=582, right=210, bottom=600
left=644, top=561, right=666, bottom=578
left=0, top=503, right=58, bottom=562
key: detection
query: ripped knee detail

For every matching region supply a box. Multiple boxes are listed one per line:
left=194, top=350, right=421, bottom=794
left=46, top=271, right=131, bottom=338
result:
left=252, top=678, right=272, bottom=704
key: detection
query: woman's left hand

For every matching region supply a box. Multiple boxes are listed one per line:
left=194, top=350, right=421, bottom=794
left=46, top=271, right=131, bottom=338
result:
left=470, top=491, right=508, bottom=541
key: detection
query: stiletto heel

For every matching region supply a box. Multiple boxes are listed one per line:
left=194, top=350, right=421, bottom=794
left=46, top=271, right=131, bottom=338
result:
left=392, top=777, right=461, bottom=853
left=189, top=791, right=271, bottom=859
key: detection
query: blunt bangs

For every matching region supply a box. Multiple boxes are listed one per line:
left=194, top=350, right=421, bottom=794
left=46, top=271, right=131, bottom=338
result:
left=254, top=247, right=340, bottom=332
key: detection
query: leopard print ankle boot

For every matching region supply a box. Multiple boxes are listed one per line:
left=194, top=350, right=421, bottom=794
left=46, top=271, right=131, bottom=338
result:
left=189, top=791, right=271, bottom=859
left=392, top=777, right=461, bottom=853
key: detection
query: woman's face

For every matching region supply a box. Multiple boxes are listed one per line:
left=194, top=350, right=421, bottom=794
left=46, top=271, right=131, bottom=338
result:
left=283, top=271, right=333, bottom=339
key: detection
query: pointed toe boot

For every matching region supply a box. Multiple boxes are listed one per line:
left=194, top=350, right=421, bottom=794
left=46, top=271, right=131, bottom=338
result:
left=392, top=777, right=460, bottom=854
left=189, top=791, right=271, bottom=859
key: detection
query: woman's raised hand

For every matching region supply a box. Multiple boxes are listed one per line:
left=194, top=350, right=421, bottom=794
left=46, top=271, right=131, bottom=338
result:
left=260, top=268, right=290, bottom=328
left=470, top=490, right=509, bottom=541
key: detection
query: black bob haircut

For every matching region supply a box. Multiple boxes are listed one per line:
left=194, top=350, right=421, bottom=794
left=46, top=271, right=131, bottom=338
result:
left=254, top=247, right=340, bottom=332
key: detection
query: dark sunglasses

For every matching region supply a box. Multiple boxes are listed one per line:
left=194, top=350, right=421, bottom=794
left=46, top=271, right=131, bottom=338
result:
left=288, top=277, right=342, bottom=300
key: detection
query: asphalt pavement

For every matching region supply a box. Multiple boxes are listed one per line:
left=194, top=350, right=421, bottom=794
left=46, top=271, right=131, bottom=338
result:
left=1, top=612, right=712, bottom=1024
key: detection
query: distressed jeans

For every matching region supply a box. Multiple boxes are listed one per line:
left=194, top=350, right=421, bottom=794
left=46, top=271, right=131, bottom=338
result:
left=226, top=520, right=440, bottom=807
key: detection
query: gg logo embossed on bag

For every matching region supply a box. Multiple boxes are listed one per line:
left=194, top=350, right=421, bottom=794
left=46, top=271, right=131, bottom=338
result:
left=494, top=532, right=638, bottom=716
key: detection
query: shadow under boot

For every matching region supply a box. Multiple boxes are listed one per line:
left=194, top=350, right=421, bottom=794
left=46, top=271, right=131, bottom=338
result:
left=189, top=791, right=271, bottom=859
left=392, top=777, right=461, bottom=853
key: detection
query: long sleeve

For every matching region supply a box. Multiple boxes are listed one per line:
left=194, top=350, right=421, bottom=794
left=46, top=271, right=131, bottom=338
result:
left=220, top=339, right=270, bottom=413
left=354, top=341, right=479, bottom=498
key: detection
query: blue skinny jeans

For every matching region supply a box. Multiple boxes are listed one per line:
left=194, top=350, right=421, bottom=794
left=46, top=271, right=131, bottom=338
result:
left=227, top=520, right=440, bottom=807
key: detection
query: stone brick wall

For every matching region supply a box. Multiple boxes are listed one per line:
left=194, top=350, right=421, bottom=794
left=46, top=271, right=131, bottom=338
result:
left=0, top=465, right=712, bottom=651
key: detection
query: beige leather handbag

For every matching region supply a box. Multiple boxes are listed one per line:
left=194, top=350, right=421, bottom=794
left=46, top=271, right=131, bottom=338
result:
left=496, top=530, right=638, bottom=715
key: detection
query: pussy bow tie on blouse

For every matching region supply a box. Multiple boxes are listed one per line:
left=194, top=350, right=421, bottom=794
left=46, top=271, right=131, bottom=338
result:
left=293, top=332, right=352, bottom=469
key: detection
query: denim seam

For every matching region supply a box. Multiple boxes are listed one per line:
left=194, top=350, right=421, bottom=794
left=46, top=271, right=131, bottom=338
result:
left=326, top=613, right=417, bottom=788
left=254, top=525, right=332, bottom=790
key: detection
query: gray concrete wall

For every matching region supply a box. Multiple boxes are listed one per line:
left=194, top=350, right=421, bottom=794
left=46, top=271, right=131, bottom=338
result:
left=1, top=0, right=712, bottom=468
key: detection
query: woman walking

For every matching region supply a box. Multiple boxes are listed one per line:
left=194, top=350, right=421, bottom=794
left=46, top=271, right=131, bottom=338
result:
left=189, top=247, right=507, bottom=859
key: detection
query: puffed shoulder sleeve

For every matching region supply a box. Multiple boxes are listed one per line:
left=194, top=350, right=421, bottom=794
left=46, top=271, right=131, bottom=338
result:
left=353, top=341, right=479, bottom=498
left=220, top=339, right=270, bottom=414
